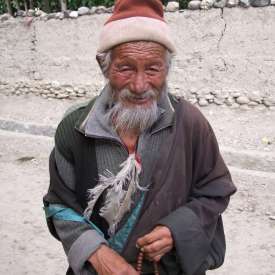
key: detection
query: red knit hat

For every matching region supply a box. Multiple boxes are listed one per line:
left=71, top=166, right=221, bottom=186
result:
left=97, top=0, right=176, bottom=53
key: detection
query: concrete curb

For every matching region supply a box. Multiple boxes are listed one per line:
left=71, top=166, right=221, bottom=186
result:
left=1, top=118, right=274, bottom=173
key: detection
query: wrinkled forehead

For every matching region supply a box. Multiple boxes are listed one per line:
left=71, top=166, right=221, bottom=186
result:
left=111, top=41, right=167, bottom=61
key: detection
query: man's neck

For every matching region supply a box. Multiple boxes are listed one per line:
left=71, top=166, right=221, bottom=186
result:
left=118, top=130, right=139, bottom=154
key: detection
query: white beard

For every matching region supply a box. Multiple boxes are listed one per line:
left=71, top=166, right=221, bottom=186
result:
left=105, top=88, right=159, bottom=134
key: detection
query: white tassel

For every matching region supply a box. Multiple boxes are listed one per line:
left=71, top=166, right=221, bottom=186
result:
left=84, top=154, right=146, bottom=236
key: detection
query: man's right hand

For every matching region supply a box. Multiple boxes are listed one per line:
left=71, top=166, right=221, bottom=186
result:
left=89, top=244, right=138, bottom=275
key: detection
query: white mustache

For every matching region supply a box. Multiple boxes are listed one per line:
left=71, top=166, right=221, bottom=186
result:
left=118, top=89, right=157, bottom=101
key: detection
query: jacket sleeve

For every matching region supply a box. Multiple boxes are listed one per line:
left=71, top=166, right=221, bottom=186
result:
left=44, top=148, right=107, bottom=275
left=158, top=118, right=236, bottom=275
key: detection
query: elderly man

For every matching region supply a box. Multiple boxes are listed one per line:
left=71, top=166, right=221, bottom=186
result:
left=43, top=0, right=236, bottom=275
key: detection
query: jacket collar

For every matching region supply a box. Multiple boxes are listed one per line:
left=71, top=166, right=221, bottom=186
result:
left=75, top=84, right=176, bottom=140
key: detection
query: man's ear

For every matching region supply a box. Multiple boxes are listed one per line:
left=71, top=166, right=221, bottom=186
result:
left=96, top=54, right=105, bottom=73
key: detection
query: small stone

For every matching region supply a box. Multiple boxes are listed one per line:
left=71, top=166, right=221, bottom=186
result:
left=269, top=216, right=275, bottom=221
left=16, top=10, right=25, bottom=17
left=95, top=6, right=107, bottom=14
left=105, top=6, right=114, bottom=13
left=205, top=94, right=214, bottom=100
left=57, top=94, right=69, bottom=99
left=249, top=93, right=262, bottom=103
left=34, top=9, right=45, bottom=17
left=33, top=72, right=42, bottom=80
left=166, top=1, right=180, bottom=12
left=47, top=13, right=56, bottom=20
left=248, top=101, right=258, bottom=107
left=239, top=0, right=250, bottom=7
left=188, top=0, right=202, bottom=9
left=78, top=6, right=90, bottom=16
left=63, top=10, right=71, bottom=18
left=0, top=13, right=11, bottom=22
left=69, top=11, right=78, bottom=18
left=51, top=81, right=60, bottom=88
left=262, top=137, right=272, bottom=145
left=213, top=0, right=227, bottom=8
left=65, top=87, right=73, bottom=93
left=198, top=98, right=209, bottom=107
left=90, top=7, right=97, bottom=14
left=263, top=98, right=275, bottom=107
left=231, top=103, right=240, bottom=109
left=271, top=0, right=275, bottom=5
left=232, top=92, right=241, bottom=98
left=28, top=9, right=35, bottom=16
left=227, top=0, right=239, bottom=7
left=214, top=98, right=224, bottom=105
left=225, top=97, right=234, bottom=106
left=55, top=12, right=64, bottom=20
left=200, top=0, right=215, bottom=9
left=240, top=105, right=250, bottom=111
left=236, top=96, right=250, bottom=105
left=250, top=0, right=270, bottom=6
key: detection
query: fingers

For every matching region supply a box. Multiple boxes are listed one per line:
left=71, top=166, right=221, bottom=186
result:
left=136, top=226, right=174, bottom=262
left=137, top=226, right=171, bottom=247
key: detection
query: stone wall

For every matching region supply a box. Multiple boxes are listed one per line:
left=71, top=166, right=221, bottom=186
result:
left=0, top=7, right=275, bottom=108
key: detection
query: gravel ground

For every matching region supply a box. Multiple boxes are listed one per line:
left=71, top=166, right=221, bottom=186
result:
left=0, top=94, right=274, bottom=275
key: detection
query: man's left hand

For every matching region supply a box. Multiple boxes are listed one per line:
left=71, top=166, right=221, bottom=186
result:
left=136, top=226, right=174, bottom=262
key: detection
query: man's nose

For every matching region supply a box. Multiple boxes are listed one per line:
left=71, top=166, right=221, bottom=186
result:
left=130, top=72, right=149, bottom=94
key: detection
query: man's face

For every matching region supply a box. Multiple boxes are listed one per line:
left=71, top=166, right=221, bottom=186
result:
left=107, top=41, right=168, bottom=108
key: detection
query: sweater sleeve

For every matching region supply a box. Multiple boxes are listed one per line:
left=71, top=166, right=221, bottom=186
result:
left=50, top=148, right=108, bottom=275
left=158, top=119, right=236, bottom=275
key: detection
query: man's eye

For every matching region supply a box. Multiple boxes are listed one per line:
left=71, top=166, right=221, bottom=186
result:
left=119, top=66, right=132, bottom=72
left=147, top=67, right=160, bottom=73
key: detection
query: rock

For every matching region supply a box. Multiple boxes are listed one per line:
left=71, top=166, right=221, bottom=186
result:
left=231, top=103, right=240, bottom=109
left=35, top=9, right=46, bottom=17
left=200, top=0, right=215, bottom=9
left=240, top=104, right=250, bottom=111
left=262, top=137, right=272, bottom=145
left=0, top=13, right=11, bottom=22
left=213, top=0, right=227, bottom=8
left=271, top=0, right=275, bottom=4
left=47, top=13, right=56, bottom=20
left=232, top=92, right=241, bottom=98
left=250, top=0, right=270, bottom=6
left=248, top=101, right=258, bottom=107
left=90, top=7, right=97, bottom=14
left=27, top=9, right=35, bottom=16
left=63, top=10, right=71, bottom=18
left=205, top=94, right=214, bottom=100
left=269, top=216, right=275, bottom=221
left=78, top=6, right=90, bottom=16
left=95, top=6, right=107, bottom=14
left=69, top=11, right=78, bottom=18
left=236, top=96, right=250, bottom=105
left=105, top=6, right=114, bottom=13
left=214, top=98, right=224, bottom=105
left=263, top=98, right=275, bottom=107
left=55, top=12, right=64, bottom=20
left=239, top=0, right=250, bottom=7
left=51, top=81, right=60, bottom=88
left=188, top=0, right=202, bottom=9
left=225, top=97, right=234, bottom=106
left=198, top=98, right=209, bottom=107
left=33, top=72, right=42, bottom=81
left=16, top=10, right=26, bottom=17
left=166, top=1, right=180, bottom=12
left=227, top=0, right=239, bottom=6
left=249, top=93, right=262, bottom=103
